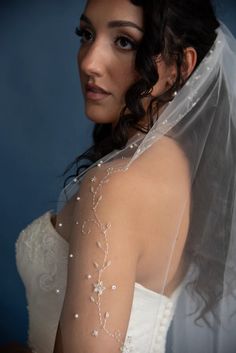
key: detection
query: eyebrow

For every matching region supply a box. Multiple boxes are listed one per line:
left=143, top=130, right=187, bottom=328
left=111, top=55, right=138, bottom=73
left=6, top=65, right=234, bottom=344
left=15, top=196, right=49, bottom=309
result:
left=80, top=14, right=143, bottom=33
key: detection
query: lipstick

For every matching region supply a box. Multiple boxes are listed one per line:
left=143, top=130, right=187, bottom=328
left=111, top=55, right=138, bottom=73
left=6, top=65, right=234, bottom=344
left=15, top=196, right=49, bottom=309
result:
left=85, top=83, right=111, bottom=101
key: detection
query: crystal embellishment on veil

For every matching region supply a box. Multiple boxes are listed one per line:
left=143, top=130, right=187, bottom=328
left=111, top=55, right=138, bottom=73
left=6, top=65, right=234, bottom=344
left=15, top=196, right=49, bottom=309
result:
left=71, top=164, right=134, bottom=350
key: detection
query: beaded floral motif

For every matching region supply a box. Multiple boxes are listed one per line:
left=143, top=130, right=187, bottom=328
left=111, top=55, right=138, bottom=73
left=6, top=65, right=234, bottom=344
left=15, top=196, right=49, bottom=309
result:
left=75, top=164, right=133, bottom=351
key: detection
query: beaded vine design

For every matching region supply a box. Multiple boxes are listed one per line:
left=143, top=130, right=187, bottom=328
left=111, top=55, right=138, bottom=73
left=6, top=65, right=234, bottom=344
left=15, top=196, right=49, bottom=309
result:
left=70, top=163, right=133, bottom=353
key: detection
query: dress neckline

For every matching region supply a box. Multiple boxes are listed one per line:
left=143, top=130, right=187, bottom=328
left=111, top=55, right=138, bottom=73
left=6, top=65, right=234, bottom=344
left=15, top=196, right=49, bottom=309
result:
left=44, top=210, right=180, bottom=302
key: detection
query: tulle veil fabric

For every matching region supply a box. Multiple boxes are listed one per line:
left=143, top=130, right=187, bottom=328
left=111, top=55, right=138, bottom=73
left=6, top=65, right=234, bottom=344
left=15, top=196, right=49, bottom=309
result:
left=56, top=23, right=236, bottom=353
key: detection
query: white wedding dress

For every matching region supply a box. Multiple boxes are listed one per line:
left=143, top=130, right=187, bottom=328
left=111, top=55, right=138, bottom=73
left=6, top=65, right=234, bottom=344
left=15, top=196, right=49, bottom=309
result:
left=16, top=211, right=180, bottom=353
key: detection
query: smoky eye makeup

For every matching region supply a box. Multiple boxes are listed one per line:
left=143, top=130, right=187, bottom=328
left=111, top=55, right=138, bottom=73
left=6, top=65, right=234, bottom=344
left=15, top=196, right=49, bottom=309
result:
left=114, top=35, right=139, bottom=51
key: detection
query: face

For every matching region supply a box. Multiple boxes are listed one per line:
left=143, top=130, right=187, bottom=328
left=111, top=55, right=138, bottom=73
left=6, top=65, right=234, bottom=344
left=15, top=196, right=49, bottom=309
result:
left=77, top=0, right=174, bottom=126
left=77, top=0, right=143, bottom=126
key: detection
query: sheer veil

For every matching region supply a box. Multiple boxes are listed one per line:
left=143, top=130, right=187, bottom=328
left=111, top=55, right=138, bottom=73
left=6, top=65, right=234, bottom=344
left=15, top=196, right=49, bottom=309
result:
left=56, top=23, right=236, bottom=353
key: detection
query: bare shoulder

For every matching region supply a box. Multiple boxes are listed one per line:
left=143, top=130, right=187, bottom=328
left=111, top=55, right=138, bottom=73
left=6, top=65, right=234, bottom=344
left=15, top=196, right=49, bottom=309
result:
left=76, top=137, right=191, bottom=293
left=132, top=135, right=190, bottom=187
left=80, top=136, right=190, bottom=213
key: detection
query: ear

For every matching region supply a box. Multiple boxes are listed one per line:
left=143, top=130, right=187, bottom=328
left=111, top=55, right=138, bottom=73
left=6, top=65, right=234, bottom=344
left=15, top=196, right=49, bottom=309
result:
left=150, top=48, right=197, bottom=98
left=181, top=47, right=197, bottom=80
left=150, top=57, right=177, bottom=97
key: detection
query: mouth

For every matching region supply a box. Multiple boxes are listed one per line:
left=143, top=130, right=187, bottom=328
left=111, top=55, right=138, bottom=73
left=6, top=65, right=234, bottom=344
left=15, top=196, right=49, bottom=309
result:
left=85, top=83, right=111, bottom=101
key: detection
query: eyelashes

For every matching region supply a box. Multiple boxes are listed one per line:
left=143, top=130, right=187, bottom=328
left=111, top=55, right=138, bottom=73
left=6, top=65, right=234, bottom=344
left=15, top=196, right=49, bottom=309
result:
left=75, top=26, right=93, bottom=44
left=115, top=36, right=138, bottom=50
left=75, top=26, right=138, bottom=51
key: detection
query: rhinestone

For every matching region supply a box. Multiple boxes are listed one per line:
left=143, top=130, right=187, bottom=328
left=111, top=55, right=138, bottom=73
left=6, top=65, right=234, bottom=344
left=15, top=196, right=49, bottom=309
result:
left=97, top=163, right=102, bottom=167
left=58, top=223, right=63, bottom=228
left=111, top=285, right=117, bottom=290
left=130, top=144, right=134, bottom=149
left=55, top=289, right=60, bottom=294
left=173, top=91, right=178, bottom=96
left=69, top=253, right=74, bottom=258
left=76, top=196, right=81, bottom=201
left=94, top=281, right=106, bottom=295
left=74, top=313, right=79, bottom=319
left=86, top=274, right=92, bottom=279
left=91, top=330, right=99, bottom=337
left=73, top=178, right=77, bottom=183
left=75, top=221, right=79, bottom=225
left=91, top=176, right=97, bottom=183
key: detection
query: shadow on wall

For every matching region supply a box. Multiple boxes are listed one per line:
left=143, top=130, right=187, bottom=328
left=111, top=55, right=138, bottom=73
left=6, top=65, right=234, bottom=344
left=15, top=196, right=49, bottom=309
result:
left=0, top=0, right=235, bottom=348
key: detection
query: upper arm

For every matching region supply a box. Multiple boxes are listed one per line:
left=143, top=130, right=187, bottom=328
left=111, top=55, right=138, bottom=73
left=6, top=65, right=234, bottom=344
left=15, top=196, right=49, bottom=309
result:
left=55, top=166, right=144, bottom=353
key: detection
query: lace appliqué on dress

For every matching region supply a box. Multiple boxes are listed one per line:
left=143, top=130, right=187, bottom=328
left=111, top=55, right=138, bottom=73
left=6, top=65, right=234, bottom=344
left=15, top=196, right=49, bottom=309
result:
left=16, top=214, right=68, bottom=293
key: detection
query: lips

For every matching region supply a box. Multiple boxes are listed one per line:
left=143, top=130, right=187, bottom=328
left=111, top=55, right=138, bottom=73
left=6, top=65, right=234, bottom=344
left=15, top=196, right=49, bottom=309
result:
left=85, top=83, right=111, bottom=101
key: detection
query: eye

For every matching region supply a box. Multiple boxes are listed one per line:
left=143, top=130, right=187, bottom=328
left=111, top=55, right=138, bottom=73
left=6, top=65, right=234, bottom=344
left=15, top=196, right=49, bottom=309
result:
left=115, top=36, right=137, bottom=50
left=75, top=27, right=94, bottom=44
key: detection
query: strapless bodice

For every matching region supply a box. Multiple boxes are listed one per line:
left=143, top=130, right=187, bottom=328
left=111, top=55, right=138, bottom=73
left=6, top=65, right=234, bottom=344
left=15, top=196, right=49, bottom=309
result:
left=16, top=211, right=179, bottom=353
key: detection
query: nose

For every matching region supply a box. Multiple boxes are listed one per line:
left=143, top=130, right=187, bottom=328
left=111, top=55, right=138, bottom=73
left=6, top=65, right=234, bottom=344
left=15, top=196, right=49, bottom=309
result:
left=79, top=41, right=106, bottom=78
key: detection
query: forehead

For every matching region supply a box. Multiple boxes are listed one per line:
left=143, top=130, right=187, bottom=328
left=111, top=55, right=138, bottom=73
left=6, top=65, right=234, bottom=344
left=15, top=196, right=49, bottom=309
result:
left=83, top=0, right=143, bottom=27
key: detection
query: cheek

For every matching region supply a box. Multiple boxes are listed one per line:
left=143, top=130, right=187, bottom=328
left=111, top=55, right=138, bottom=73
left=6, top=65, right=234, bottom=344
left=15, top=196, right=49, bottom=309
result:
left=115, top=63, right=139, bottom=99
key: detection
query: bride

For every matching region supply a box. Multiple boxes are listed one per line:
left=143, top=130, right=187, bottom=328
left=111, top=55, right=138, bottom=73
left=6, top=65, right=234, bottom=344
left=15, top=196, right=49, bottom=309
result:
left=16, top=0, right=236, bottom=352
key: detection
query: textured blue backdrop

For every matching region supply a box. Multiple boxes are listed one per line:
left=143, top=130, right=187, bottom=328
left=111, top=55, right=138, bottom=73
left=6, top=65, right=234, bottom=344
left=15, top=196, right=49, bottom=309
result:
left=0, top=0, right=235, bottom=345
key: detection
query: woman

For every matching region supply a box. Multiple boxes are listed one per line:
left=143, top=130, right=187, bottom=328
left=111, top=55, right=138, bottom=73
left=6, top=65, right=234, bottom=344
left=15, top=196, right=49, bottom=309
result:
left=16, top=0, right=236, bottom=352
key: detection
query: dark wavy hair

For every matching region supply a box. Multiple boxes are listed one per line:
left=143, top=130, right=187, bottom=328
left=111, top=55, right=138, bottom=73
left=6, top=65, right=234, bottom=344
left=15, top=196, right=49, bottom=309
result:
left=65, top=0, right=224, bottom=324
left=66, top=0, right=219, bottom=178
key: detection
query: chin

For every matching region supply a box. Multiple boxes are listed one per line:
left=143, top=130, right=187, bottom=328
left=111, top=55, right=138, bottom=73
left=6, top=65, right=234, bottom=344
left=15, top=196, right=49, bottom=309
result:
left=85, top=106, right=119, bottom=125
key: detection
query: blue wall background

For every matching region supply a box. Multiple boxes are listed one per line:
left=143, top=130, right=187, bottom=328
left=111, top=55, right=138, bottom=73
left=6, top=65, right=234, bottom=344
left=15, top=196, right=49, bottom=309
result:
left=0, top=0, right=235, bottom=346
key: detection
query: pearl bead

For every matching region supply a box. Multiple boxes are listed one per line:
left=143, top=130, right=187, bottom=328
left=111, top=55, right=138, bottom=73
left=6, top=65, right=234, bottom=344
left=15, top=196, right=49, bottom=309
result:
left=91, top=330, right=99, bottom=337
left=74, top=313, right=79, bottom=319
